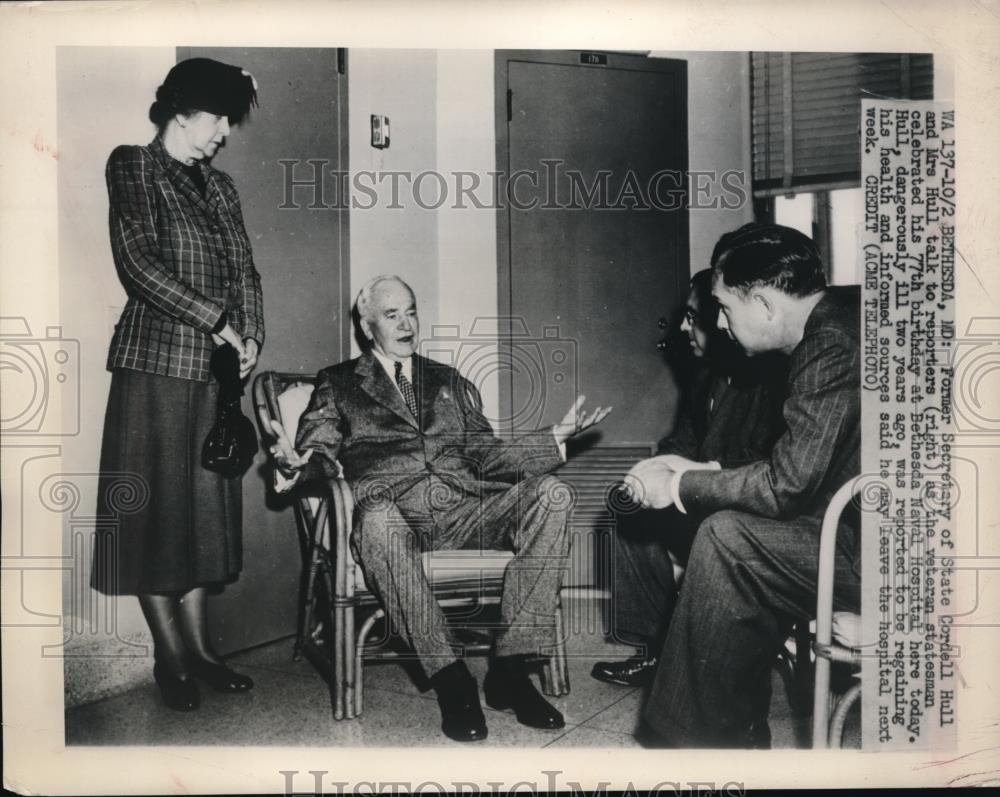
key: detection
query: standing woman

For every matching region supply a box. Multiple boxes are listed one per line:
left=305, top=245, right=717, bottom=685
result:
left=92, top=58, right=264, bottom=711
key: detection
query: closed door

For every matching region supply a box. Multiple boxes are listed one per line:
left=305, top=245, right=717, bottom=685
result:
left=497, top=51, right=688, bottom=444
left=496, top=51, right=688, bottom=586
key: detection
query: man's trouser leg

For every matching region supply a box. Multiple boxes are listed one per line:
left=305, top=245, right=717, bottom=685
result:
left=610, top=507, right=699, bottom=652
left=642, top=509, right=860, bottom=747
left=351, top=474, right=572, bottom=676
left=351, top=500, right=458, bottom=678
left=434, top=474, right=572, bottom=659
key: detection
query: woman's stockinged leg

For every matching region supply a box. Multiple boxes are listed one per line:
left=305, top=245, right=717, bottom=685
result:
left=177, top=586, right=223, bottom=665
left=140, top=591, right=201, bottom=711
left=178, top=585, right=255, bottom=692
left=138, top=592, right=189, bottom=676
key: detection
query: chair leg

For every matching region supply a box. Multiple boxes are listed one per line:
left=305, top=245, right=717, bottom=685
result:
left=555, top=602, right=570, bottom=695
left=327, top=571, right=350, bottom=721
left=541, top=602, right=570, bottom=697
left=829, top=680, right=862, bottom=748
left=811, top=652, right=833, bottom=748
left=343, top=599, right=357, bottom=719
left=332, top=601, right=346, bottom=720
left=541, top=659, right=556, bottom=695
left=296, top=547, right=322, bottom=662
left=354, top=609, right=384, bottom=718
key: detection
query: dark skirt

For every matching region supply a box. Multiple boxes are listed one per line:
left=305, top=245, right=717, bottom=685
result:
left=90, top=368, right=242, bottom=595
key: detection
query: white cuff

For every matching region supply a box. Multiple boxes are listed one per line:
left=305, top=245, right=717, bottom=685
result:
left=670, top=470, right=688, bottom=514
left=670, top=460, right=721, bottom=514
left=552, top=428, right=567, bottom=462
left=274, top=468, right=302, bottom=493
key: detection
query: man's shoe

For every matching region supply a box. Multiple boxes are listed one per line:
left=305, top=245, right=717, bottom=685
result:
left=483, top=660, right=565, bottom=730
left=430, top=661, right=488, bottom=742
left=189, top=659, right=255, bottom=693
left=153, top=662, right=200, bottom=712
left=590, top=655, right=658, bottom=687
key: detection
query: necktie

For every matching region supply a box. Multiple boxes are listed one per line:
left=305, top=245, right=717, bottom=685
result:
left=394, top=360, right=418, bottom=419
left=708, top=376, right=729, bottom=417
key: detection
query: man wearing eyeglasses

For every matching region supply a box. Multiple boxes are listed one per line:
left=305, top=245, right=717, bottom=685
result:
left=631, top=223, right=861, bottom=748
left=592, top=269, right=787, bottom=698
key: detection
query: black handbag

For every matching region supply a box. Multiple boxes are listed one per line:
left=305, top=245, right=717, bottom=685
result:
left=202, top=344, right=258, bottom=478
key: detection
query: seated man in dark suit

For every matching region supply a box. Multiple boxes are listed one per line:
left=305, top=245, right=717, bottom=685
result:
left=270, top=275, right=609, bottom=743
left=591, top=268, right=786, bottom=688
left=627, top=223, right=861, bottom=747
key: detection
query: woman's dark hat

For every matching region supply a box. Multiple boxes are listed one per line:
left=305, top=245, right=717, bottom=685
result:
left=161, top=57, right=258, bottom=123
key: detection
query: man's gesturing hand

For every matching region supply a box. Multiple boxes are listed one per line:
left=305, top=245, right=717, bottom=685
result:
left=552, top=395, right=613, bottom=447
left=268, top=419, right=313, bottom=476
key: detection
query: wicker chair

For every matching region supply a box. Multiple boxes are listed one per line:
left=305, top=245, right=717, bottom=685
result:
left=253, top=370, right=570, bottom=720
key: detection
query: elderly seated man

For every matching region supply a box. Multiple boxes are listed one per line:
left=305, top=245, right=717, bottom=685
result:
left=270, top=275, right=610, bottom=743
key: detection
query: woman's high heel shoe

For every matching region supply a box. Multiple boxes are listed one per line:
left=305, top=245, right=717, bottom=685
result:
left=189, top=659, right=254, bottom=693
left=153, top=662, right=200, bottom=711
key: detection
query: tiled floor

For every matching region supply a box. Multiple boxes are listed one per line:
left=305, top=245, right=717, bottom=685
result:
left=65, top=595, right=858, bottom=748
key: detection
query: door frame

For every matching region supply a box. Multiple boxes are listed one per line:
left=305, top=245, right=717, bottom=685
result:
left=493, top=49, right=690, bottom=433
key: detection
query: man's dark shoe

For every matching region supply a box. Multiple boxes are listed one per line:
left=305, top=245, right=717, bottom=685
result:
left=483, top=657, right=564, bottom=730
left=590, top=655, right=658, bottom=687
left=430, top=660, right=488, bottom=742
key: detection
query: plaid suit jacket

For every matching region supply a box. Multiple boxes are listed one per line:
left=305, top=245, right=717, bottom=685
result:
left=679, top=286, right=861, bottom=521
left=105, top=137, right=264, bottom=381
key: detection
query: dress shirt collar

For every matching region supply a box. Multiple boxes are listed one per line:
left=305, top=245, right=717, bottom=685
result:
left=371, top=348, right=413, bottom=384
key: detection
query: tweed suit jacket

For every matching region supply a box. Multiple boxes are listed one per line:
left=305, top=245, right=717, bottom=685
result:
left=679, top=286, right=860, bottom=521
left=105, top=136, right=264, bottom=382
left=295, top=352, right=563, bottom=502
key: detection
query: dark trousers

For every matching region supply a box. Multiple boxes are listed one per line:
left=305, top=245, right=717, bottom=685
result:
left=642, top=509, right=861, bottom=747
left=351, top=473, right=571, bottom=678
left=610, top=507, right=699, bottom=651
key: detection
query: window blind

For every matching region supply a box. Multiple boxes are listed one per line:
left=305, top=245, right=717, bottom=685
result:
left=751, top=52, right=934, bottom=197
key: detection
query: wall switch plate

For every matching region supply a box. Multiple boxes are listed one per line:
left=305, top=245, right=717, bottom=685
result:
left=371, top=114, right=390, bottom=149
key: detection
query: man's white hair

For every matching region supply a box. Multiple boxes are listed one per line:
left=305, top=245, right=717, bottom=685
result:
left=355, top=274, right=415, bottom=324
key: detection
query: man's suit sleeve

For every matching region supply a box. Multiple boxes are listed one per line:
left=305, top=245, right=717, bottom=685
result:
left=678, top=332, right=858, bottom=519
left=458, top=377, right=563, bottom=481
left=294, top=369, right=344, bottom=481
